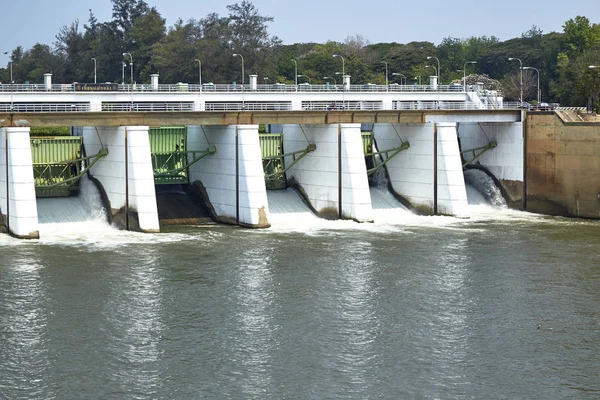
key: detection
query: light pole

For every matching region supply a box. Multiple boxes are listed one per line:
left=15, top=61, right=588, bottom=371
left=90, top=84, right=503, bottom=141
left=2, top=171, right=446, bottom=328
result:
left=123, top=52, right=133, bottom=84
left=333, top=54, right=345, bottom=76
left=3, top=52, right=13, bottom=83
left=508, top=57, right=523, bottom=105
left=297, top=74, right=311, bottom=84
left=233, top=53, right=244, bottom=86
left=415, top=76, right=421, bottom=85
left=323, top=76, right=337, bottom=85
left=381, top=61, right=388, bottom=90
left=463, top=61, right=476, bottom=92
left=523, top=66, right=540, bottom=105
left=392, top=73, right=406, bottom=85
left=427, top=56, right=440, bottom=84
left=91, top=57, right=97, bottom=83
left=194, top=59, right=202, bottom=86
left=425, top=65, right=438, bottom=79
left=122, top=61, right=126, bottom=85
left=290, top=59, right=298, bottom=87
left=590, top=66, right=599, bottom=112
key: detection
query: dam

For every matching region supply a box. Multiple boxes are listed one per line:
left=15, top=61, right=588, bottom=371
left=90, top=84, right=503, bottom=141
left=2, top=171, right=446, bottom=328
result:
left=1, top=74, right=598, bottom=239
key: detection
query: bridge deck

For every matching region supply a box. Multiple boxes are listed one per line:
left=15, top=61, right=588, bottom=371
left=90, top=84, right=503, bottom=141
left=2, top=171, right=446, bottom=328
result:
left=0, top=109, right=522, bottom=127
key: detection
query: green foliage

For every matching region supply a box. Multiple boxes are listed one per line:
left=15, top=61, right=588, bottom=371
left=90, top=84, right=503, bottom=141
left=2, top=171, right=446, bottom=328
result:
left=30, top=127, right=71, bottom=136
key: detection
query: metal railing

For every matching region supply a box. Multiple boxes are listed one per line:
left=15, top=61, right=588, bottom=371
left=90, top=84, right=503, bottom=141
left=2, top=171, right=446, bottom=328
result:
left=0, top=82, right=480, bottom=94
left=0, top=100, right=532, bottom=113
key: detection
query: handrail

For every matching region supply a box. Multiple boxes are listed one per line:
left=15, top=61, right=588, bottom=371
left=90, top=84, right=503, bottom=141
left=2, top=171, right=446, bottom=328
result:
left=0, top=100, right=530, bottom=113
left=0, top=82, right=482, bottom=94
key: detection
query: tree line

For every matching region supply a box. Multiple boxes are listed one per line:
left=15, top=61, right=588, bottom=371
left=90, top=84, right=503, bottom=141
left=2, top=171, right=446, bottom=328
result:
left=1, top=0, right=599, bottom=108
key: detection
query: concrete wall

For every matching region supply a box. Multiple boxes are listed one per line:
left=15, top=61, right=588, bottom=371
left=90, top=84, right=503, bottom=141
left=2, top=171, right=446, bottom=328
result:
left=458, top=121, right=523, bottom=205
left=374, top=122, right=468, bottom=216
left=0, top=127, right=39, bottom=238
left=282, top=123, right=373, bottom=221
left=81, top=126, right=159, bottom=232
left=526, top=113, right=600, bottom=218
left=188, top=124, right=269, bottom=227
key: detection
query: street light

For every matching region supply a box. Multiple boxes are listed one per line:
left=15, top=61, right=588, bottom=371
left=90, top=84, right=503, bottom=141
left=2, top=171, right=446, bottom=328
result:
left=427, top=56, right=440, bottom=84
left=194, top=59, right=202, bottom=86
left=233, top=53, right=244, bottom=86
left=381, top=61, right=388, bottom=90
left=508, top=57, right=523, bottom=105
left=297, top=74, right=311, bottom=84
left=91, top=57, right=97, bottom=84
left=392, top=72, right=406, bottom=85
left=589, top=66, right=600, bottom=112
left=425, top=65, right=437, bottom=78
left=333, top=54, right=345, bottom=76
left=415, top=76, right=422, bottom=85
left=463, top=61, right=476, bottom=92
left=123, top=52, right=133, bottom=84
left=290, top=59, right=298, bottom=86
left=122, top=61, right=126, bottom=85
left=523, top=66, right=540, bottom=105
left=3, top=51, right=13, bottom=83
left=323, top=76, right=337, bottom=85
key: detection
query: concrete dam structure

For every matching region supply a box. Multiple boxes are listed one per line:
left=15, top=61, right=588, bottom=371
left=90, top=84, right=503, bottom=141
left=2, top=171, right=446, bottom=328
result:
left=1, top=114, right=526, bottom=238
left=4, top=75, right=596, bottom=238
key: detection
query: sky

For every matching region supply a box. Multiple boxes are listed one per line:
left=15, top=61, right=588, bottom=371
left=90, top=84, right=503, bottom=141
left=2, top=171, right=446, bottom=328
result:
left=2, top=0, right=599, bottom=62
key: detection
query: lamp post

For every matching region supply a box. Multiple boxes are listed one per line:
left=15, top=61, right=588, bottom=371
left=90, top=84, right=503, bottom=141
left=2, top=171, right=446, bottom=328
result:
left=123, top=53, right=133, bottom=84
left=463, top=61, right=476, bottom=92
left=425, top=65, right=438, bottom=79
left=590, top=66, right=600, bottom=112
left=290, top=59, right=298, bottom=87
left=381, top=61, right=388, bottom=90
left=3, top=52, right=13, bottom=83
left=323, top=76, right=337, bottom=85
left=415, top=76, right=421, bottom=85
left=194, top=59, right=202, bottom=87
left=523, top=66, right=540, bottom=105
left=392, top=73, right=406, bottom=85
left=508, top=57, right=523, bottom=105
left=122, top=61, right=126, bottom=85
left=297, top=74, right=311, bottom=84
left=427, top=56, right=440, bottom=84
left=91, top=57, right=97, bottom=83
left=233, top=53, right=244, bottom=86
left=333, top=54, right=345, bottom=76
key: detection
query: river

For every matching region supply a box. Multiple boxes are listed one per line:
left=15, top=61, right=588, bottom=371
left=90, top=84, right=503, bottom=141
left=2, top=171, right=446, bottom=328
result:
left=0, top=179, right=599, bottom=399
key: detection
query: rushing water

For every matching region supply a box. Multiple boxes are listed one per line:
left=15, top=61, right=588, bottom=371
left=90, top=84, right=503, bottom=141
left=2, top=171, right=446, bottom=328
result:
left=1, top=179, right=599, bottom=399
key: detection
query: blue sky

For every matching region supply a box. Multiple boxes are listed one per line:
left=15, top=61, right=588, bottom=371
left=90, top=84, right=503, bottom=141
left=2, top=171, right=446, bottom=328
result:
left=3, top=0, right=599, bottom=60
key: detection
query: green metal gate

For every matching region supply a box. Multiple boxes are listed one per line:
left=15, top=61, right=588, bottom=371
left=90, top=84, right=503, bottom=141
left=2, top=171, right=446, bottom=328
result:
left=31, top=136, right=83, bottom=197
left=31, top=136, right=109, bottom=197
left=150, top=126, right=188, bottom=184
left=260, top=133, right=286, bottom=189
left=361, top=131, right=410, bottom=176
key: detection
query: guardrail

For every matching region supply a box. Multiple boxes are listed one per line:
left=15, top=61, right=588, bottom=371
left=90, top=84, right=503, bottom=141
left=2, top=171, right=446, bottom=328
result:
left=0, top=101, right=529, bottom=113
left=0, top=83, right=473, bottom=94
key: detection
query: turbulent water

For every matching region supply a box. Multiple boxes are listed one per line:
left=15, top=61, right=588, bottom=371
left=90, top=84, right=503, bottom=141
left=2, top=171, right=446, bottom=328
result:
left=1, top=175, right=599, bottom=399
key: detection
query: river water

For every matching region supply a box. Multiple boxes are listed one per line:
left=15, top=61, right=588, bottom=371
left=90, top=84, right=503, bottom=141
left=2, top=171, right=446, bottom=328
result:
left=1, top=179, right=599, bottom=399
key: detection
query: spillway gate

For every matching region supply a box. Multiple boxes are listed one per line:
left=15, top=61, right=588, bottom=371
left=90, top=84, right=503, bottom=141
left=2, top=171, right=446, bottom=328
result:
left=149, top=126, right=216, bottom=184
left=31, top=136, right=108, bottom=197
left=259, top=133, right=316, bottom=190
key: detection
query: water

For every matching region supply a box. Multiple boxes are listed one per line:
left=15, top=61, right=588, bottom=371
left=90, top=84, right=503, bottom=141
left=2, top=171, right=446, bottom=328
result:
left=1, top=181, right=599, bottom=399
